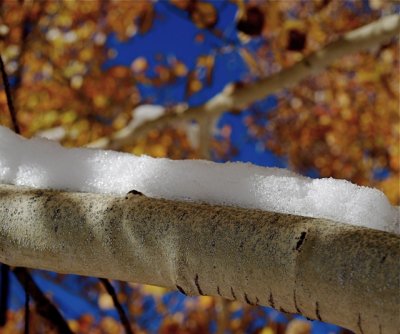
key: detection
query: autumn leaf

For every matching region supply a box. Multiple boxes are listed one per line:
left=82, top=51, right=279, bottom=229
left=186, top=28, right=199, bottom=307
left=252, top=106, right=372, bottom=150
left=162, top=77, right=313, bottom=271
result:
left=188, top=1, right=218, bottom=29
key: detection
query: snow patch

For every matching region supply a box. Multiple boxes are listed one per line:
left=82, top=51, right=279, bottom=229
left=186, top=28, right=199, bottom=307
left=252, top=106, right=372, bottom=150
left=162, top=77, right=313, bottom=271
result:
left=0, top=125, right=397, bottom=234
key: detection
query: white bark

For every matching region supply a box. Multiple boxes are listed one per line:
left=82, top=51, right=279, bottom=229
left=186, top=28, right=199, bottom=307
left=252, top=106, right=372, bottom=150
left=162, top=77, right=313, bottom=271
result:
left=0, top=184, right=398, bottom=334
left=87, top=14, right=400, bottom=150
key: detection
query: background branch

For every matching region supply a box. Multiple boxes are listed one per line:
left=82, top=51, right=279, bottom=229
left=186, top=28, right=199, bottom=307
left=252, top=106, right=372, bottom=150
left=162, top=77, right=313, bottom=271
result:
left=12, top=267, right=73, bottom=334
left=0, top=54, right=20, bottom=134
left=87, top=14, right=400, bottom=150
left=0, top=52, right=20, bottom=329
left=99, top=278, right=135, bottom=334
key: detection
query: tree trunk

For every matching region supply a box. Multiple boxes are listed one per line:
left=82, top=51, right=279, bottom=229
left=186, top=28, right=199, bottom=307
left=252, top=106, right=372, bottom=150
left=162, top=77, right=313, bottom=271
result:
left=0, top=184, right=398, bottom=333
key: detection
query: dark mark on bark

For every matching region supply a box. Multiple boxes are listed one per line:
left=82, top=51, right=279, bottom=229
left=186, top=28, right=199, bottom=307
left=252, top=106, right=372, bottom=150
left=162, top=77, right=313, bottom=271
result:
left=54, top=224, right=58, bottom=233
left=358, top=314, right=364, bottom=334
left=279, top=307, right=289, bottom=314
left=304, top=58, right=311, bottom=67
left=293, top=290, right=301, bottom=314
left=315, top=302, right=322, bottom=321
left=380, top=255, right=387, bottom=264
left=194, top=274, right=204, bottom=295
left=244, top=293, right=253, bottom=305
left=217, top=286, right=222, bottom=296
left=127, top=189, right=143, bottom=196
left=52, top=208, right=61, bottom=220
left=44, top=195, right=53, bottom=205
left=379, top=324, right=382, bottom=334
left=295, top=231, right=307, bottom=251
left=230, top=287, right=236, bottom=300
left=179, top=211, right=188, bottom=220
left=176, top=285, right=186, bottom=295
left=269, top=292, right=275, bottom=308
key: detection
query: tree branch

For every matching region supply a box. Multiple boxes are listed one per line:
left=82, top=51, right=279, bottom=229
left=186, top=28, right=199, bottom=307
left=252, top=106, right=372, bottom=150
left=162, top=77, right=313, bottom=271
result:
left=99, top=278, right=134, bottom=334
left=0, top=263, right=9, bottom=326
left=88, top=14, right=400, bottom=150
left=0, top=54, right=20, bottom=134
left=0, top=51, right=20, bottom=329
left=0, top=184, right=398, bottom=334
left=12, top=267, right=73, bottom=334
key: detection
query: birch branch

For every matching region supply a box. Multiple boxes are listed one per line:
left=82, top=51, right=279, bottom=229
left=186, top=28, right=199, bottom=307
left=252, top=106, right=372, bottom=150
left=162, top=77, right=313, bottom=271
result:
left=0, top=184, right=398, bottom=334
left=87, top=14, right=400, bottom=150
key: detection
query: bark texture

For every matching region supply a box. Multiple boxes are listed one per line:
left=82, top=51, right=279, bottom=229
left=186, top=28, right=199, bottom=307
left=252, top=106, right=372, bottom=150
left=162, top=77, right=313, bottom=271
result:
left=0, top=184, right=398, bottom=333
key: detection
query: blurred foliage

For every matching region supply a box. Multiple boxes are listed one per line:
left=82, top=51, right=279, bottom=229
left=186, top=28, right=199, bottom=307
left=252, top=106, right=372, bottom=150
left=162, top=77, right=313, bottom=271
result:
left=0, top=0, right=399, bottom=333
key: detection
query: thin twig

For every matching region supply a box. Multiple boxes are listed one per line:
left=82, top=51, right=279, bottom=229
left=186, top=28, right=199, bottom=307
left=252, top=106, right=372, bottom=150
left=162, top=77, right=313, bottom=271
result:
left=99, top=278, right=134, bottom=334
left=0, top=54, right=20, bottom=134
left=0, top=264, right=9, bottom=327
left=24, top=273, right=30, bottom=334
left=0, top=52, right=18, bottom=330
left=12, top=268, right=73, bottom=334
left=0, top=52, right=23, bottom=330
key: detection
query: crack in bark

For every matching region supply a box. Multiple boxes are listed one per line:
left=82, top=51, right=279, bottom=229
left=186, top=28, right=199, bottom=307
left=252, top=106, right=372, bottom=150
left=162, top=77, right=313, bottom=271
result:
left=244, top=293, right=254, bottom=305
left=279, top=307, right=289, bottom=314
left=358, top=314, right=364, bottom=334
left=194, top=274, right=204, bottom=295
left=293, top=289, right=301, bottom=314
left=176, top=285, right=186, bottom=296
left=315, top=302, right=322, bottom=321
left=217, top=286, right=222, bottom=296
left=295, top=231, right=307, bottom=251
left=269, top=292, right=275, bottom=309
left=230, top=287, right=236, bottom=300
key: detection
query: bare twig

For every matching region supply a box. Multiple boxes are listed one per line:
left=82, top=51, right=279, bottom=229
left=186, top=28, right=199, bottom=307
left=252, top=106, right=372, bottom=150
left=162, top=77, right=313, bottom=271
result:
left=24, top=273, right=30, bottom=334
left=12, top=267, right=73, bottom=334
left=99, top=278, right=134, bottom=334
left=0, top=54, right=20, bottom=134
left=0, top=264, right=9, bottom=326
left=0, top=52, right=19, bottom=329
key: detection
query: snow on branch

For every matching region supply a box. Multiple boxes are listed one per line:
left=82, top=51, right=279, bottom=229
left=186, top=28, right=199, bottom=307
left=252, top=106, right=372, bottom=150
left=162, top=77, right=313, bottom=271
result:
left=88, top=14, right=400, bottom=150
left=0, top=184, right=398, bottom=334
left=1, top=125, right=398, bottom=234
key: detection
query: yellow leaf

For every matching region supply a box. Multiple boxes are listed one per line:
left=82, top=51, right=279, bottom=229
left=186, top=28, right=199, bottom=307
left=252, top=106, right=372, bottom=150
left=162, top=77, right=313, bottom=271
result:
left=98, top=293, right=114, bottom=310
left=142, top=284, right=167, bottom=296
left=131, top=57, right=148, bottom=73
left=198, top=295, right=214, bottom=308
left=260, top=327, right=274, bottom=334
left=94, top=95, right=108, bottom=108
